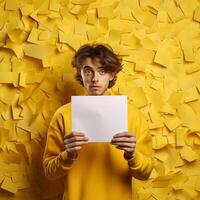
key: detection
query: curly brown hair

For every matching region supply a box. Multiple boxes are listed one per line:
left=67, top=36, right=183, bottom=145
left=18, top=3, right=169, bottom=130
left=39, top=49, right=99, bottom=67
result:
left=71, top=43, right=123, bottom=88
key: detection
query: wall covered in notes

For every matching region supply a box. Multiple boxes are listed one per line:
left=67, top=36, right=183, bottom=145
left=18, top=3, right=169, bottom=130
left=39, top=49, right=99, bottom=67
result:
left=0, top=0, right=200, bottom=199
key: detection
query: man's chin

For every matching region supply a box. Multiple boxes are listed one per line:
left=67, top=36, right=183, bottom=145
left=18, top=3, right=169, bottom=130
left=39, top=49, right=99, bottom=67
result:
left=88, top=90, right=105, bottom=96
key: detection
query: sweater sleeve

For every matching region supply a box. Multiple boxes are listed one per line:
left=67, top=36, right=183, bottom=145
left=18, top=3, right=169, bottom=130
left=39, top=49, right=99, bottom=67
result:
left=126, top=103, right=153, bottom=180
left=42, top=107, right=75, bottom=180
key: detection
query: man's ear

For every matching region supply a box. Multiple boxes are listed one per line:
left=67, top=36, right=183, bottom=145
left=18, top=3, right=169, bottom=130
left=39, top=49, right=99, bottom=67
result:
left=109, top=72, right=115, bottom=81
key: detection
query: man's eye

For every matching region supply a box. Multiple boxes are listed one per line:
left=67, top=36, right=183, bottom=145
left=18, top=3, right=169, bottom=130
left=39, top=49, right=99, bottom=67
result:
left=99, top=69, right=106, bottom=75
left=84, top=69, right=92, bottom=75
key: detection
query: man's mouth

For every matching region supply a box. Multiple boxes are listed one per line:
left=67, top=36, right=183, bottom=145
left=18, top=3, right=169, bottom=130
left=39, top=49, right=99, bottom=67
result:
left=90, top=85, right=101, bottom=89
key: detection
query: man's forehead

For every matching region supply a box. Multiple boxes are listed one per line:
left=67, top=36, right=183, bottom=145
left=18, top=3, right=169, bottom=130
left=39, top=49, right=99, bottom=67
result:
left=81, top=57, right=104, bottom=69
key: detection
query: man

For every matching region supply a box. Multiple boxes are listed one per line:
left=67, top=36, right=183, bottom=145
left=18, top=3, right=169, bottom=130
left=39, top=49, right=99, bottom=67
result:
left=43, top=44, right=153, bottom=200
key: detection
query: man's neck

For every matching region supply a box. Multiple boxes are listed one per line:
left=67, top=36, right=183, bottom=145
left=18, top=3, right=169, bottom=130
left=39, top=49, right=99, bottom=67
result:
left=85, top=89, right=112, bottom=96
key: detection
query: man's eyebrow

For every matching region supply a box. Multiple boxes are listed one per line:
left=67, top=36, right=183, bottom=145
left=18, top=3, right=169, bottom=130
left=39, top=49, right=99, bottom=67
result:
left=83, top=65, right=93, bottom=70
left=83, top=65, right=105, bottom=70
left=98, top=66, right=105, bottom=69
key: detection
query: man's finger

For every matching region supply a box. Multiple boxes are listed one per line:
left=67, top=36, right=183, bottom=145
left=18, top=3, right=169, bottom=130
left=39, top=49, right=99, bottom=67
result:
left=67, top=146, right=82, bottom=152
left=64, top=132, right=86, bottom=139
left=111, top=137, right=136, bottom=143
left=116, top=146, right=133, bottom=153
left=113, top=132, right=135, bottom=138
left=64, top=136, right=88, bottom=144
left=65, top=141, right=88, bottom=148
left=111, top=142, right=135, bottom=148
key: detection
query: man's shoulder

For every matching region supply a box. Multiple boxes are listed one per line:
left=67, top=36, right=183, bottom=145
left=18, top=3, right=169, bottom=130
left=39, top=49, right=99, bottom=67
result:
left=53, top=102, right=72, bottom=117
left=127, top=99, right=142, bottom=118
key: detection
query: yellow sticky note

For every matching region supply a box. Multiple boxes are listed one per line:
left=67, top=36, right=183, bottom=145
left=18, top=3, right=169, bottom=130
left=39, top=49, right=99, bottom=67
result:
left=121, top=33, right=139, bottom=48
left=154, top=149, right=168, bottom=162
left=19, top=72, right=27, bottom=87
left=30, top=9, right=39, bottom=22
left=141, top=37, right=158, bottom=50
left=1, top=177, right=18, bottom=194
left=38, top=31, right=51, bottom=41
left=177, top=103, right=198, bottom=129
left=150, top=80, right=163, bottom=90
left=153, top=135, right=168, bottom=150
left=143, top=12, right=156, bottom=27
left=154, top=41, right=171, bottom=67
left=129, top=87, right=148, bottom=108
left=5, top=42, right=24, bottom=59
left=131, top=7, right=145, bottom=24
left=13, top=174, right=30, bottom=189
left=164, top=116, right=182, bottom=131
left=0, top=61, right=11, bottom=72
left=167, top=135, right=175, bottom=145
left=97, top=2, right=118, bottom=19
left=6, top=142, right=18, bottom=153
left=15, top=143, right=29, bottom=162
left=27, top=28, right=41, bottom=44
left=152, top=177, right=171, bottom=188
left=48, top=11, right=61, bottom=19
left=148, top=105, right=162, bottom=123
left=149, top=121, right=164, bottom=129
left=109, top=19, right=135, bottom=33
left=5, top=0, right=18, bottom=10
left=59, top=31, right=80, bottom=50
left=183, top=87, right=199, bottom=103
left=71, top=0, right=96, bottom=4
left=87, top=27, right=102, bottom=40
left=11, top=104, right=23, bottom=120
left=167, top=91, right=183, bottom=109
left=167, top=5, right=185, bottom=22
left=175, top=127, right=188, bottom=147
left=0, top=127, right=9, bottom=148
left=134, top=61, right=146, bottom=72
left=0, top=72, right=14, bottom=83
left=16, top=127, right=31, bottom=143
left=20, top=4, right=34, bottom=16
left=120, top=4, right=133, bottom=21
left=185, top=63, right=200, bottom=74
left=87, top=9, right=98, bottom=24
left=107, top=29, right=121, bottom=43
left=157, top=10, right=168, bottom=23
left=122, top=61, right=134, bottom=75
left=160, top=103, right=176, bottom=115
left=195, top=178, right=200, bottom=192
left=8, top=29, right=28, bottom=43
left=193, top=6, right=200, bottom=22
left=182, top=46, right=195, bottom=62
left=70, top=5, right=83, bottom=15
left=148, top=89, right=164, bottom=111
left=74, top=21, right=87, bottom=35
left=49, top=0, right=60, bottom=12
left=23, top=43, right=45, bottom=60
left=0, top=30, right=6, bottom=43
left=180, top=146, right=198, bottom=162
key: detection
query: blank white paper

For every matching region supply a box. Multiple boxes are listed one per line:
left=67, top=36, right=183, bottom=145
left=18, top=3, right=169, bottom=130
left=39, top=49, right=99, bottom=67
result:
left=71, top=96, right=127, bottom=142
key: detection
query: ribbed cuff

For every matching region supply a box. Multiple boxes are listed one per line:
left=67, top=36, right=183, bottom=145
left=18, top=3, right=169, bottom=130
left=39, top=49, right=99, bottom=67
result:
left=127, top=151, right=142, bottom=168
left=60, top=151, right=78, bottom=162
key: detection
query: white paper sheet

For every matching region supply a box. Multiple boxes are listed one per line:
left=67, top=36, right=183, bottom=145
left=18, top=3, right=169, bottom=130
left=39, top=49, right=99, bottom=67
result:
left=71, top=95, right=127, bottom=142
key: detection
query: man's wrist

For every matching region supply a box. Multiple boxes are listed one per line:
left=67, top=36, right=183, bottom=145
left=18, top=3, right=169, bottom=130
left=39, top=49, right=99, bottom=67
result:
left=67, top=151, right=78, bottom=160
left=124, top=151, right=134, bottom=161
left=60, top=151, right=77, bottom=163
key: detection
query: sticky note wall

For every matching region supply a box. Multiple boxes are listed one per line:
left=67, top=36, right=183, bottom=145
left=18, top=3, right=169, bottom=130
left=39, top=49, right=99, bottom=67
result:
left=0, top=0, right=200, bottom=199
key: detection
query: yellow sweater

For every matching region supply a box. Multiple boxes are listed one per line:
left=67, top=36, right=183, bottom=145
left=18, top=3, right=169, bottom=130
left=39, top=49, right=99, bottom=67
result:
left=43, top=94, right=153, bottom=200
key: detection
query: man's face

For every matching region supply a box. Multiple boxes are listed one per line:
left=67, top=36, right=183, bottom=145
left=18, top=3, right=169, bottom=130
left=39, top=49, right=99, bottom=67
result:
left=80, top=57, right=114, bottom=96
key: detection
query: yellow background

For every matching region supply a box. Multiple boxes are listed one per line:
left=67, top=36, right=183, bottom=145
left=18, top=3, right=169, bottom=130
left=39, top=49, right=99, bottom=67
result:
left=0, top=0, right=200, bottom=199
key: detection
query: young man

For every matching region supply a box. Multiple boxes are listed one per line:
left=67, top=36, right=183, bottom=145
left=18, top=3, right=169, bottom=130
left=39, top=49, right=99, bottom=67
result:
left=43, top=44, right=153, bottom=200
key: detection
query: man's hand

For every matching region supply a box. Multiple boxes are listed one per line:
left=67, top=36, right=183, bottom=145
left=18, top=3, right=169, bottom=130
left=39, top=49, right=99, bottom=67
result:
left=64, top=132, right=88, bottom=159
left=111, top=132, right=136, bottom=160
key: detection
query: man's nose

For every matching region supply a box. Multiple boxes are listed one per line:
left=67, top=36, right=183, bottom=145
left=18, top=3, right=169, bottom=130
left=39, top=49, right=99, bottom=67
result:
left=92, top=71, right=99, bottom=82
